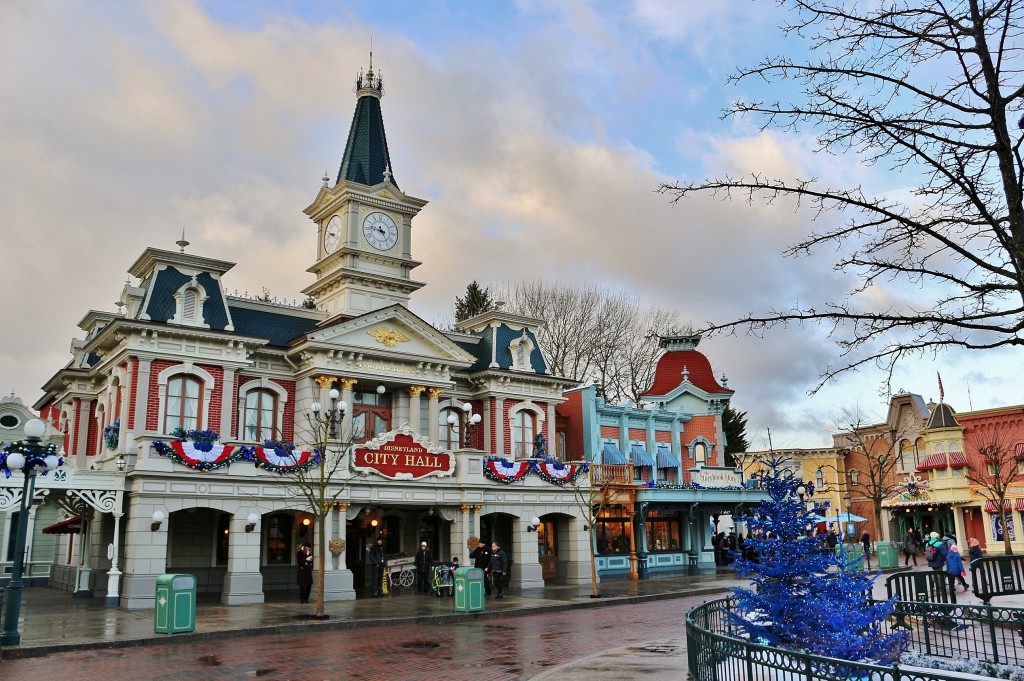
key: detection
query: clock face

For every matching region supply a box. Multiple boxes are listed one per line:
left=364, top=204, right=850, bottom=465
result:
left=323, top=215, right=342, bottom=254
left=362, top=212, right=398, bottom=251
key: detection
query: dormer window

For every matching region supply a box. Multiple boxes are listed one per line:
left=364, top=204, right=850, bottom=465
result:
left=170, top=277, right=209, bottom=328
left=509, top=332, right=535, bottom=372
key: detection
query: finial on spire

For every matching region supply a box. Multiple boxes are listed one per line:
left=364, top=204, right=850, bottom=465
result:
left=383, top=164, right=392, bottom=183
left=682, top=366, right=690, bottom=382
left=176, top=229, right=190, bottom=253
left=322, top=171, right=330, bottom=188
left=354, top=48, right=384, bottom=98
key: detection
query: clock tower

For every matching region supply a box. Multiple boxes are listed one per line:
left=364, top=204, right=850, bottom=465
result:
left=303, top=57, right=427, bottom=320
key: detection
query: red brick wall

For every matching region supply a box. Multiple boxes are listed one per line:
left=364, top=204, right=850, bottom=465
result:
left=279, top=379, right=297, bottom=442
left=599, top=425, right=618, bottom=439
left=127, top=360, right=139, bottom=430
left=654, top=431, right=672, bottom=444
left=86, top=401, right=98, bottom=456
left=555, top=391, right=585, bottom=460
left=145, top=361, right=225, bottom=433
left=628, top=428, right=645, bottom=441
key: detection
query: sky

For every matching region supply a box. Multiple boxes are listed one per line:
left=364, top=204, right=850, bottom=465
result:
left=2, top=0, right=1022, bottom=450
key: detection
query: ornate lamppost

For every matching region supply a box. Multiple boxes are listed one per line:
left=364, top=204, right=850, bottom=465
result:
left=1, top=418, right=63, bottom=645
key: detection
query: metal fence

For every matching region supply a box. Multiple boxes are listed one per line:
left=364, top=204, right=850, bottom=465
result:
left=687, top=597, right=1024, bottom=680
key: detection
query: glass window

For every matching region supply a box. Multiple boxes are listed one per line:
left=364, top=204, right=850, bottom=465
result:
left=633, top=466, right=643, bottom=482
left=537, top=521, right=557, bottom=556
left=657, top=467, right=668, bottom=481
left=512, top=411, right=536, bottom=457
left=439, top=408, right=462, bottom=450
left=646, top=512, right=681, bottom=552
left=165, top=375, right=201, bottom=433
left=693, top=442, right=707, bottom=465
left=595, top=516, right=630, bottom=555
left=351, top=391, right=391, bottom=443
left=244, top=389, right=278, bottom=441
left=266, top=513, right=292, bottom=564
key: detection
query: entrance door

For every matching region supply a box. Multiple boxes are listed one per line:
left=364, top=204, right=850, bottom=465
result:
left=537, top=520, right=557, bottom=581
left=346, top=520, right=368, bottom=594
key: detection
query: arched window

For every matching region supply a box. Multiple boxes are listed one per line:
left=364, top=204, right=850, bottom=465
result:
left=815, top=467, right=825, bottom=489
left=439, top=407, right=462, bottom=450
left=512, top=410, right=536, bottom=457
left=244, top=389, right=278, bottom=441
left=165, top=375, right=202, bottom=433
left=693, top=441, right=707, bottom=465
left=181, top=288, right=199, bottom=321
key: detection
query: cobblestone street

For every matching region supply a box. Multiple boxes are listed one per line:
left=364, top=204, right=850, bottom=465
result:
left=1, top=596, right=699, bottom=681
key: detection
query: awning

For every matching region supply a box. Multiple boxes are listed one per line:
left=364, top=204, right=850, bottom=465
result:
left=1016, top=498, right=1024, bottom=511
left=947, top=451, right=967, bottom=467
left=827, top=511, right=867, bottom=523
left=655, top=445, right=680, bottom=469
left=916, top=451, right=967, bottom=471
left=42, top=516, right=83, bottom=535
left=985, top=500, right=1013, bottom=513
left=630, top=444, right=655, bottom=466
left=1016, top=443, right=1024, bottom=459
left=601, top=442, right=628, bottom=465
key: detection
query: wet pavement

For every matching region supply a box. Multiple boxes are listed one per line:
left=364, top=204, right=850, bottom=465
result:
left=2, top=563, right=1020, bottom=680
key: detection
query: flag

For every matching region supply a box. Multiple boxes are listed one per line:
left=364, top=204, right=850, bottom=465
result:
left=937, top=371, right=945, bottom=403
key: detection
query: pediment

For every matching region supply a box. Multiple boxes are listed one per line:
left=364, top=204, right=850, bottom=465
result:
left=304, top=305, right=475, bottom=365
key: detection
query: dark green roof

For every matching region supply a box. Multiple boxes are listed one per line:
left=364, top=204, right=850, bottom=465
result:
left=337, top=95, right=397, bottom=189
left=229, top=306, right=320, bottom=348
left=144, top=268, right=229, bottom=329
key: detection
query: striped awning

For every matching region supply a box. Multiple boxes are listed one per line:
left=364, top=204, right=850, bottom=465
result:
left=655, top=445, right=680, bottom=469
left=1016, top=498, right=1024, bottom=511
left=630, top=444, right=655, bottom=466
left=985, top=500, right=1013, bottom=513
left=601, top=442, right=628, bottom=465
left=1016, top=443, right=1024, bottom=459
left=42, top=516, right=83, bottom=535
left=917, top=451, right=967, bottom=471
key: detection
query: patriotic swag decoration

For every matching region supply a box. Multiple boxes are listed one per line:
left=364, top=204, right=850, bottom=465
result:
left=154, top=438, right=239, bottom=472
left=246, top=440, right=320, bottom=474
left=533, top=460, right=589, bottom=486
left=484, top=458, right=531, bottom=484
left=483, top=457, right=589, bottom=485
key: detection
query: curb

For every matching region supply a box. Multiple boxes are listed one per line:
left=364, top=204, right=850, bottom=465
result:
left=2, top=585, right=732, bottom=660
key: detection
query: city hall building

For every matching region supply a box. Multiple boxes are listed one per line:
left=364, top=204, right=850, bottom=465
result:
left=3, top=62, right=590, bottom=609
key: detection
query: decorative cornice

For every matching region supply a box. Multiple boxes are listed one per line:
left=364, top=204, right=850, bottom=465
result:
left=408, top=385, right=426, bottom=398
left=314, top=375, right=335, bottom=389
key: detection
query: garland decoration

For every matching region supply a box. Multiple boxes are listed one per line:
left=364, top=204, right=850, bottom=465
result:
left=532, top=460, right=588, bottom=486
left=153, top=429, right=240, bottom=472
left=483, top=457, right=531, bottom=484
left=245, top=440, right=321, bottom=474
left=1, top=441, right=64, bottom=479
left=103, top=418, right=120, bottom=451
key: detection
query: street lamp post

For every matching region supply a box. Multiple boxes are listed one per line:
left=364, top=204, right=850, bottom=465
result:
left=0, top=418, right=63, bottom=646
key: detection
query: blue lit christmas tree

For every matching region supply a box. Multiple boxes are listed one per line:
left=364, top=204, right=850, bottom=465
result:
left=729, top=455, right=908, bottom=664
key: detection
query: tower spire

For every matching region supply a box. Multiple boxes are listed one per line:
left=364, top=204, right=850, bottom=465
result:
left=338, top=51, right=396, bottom=188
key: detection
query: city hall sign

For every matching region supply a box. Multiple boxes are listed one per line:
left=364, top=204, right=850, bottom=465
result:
left=353, top=424, right=454, bottom=480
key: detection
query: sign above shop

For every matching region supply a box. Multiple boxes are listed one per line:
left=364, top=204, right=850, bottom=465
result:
left=691, top=466, right=742, bottom=488
left=353, top=424, right=454, bottom=480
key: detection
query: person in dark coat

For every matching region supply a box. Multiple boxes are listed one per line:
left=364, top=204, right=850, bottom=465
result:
left=469, top=540, right=492, bottom=595
left=946, top=544, right=969, bottom=590
left=415, top=541, right=433, bottom=594
left=296, top=543, right=313, bottom=603
left=487, top=541, right=508, bottom=599
left=968, top=537, right=983, bottom=565
left=926, top=532, right=948, bottom=571
left=902, top=528, right=920, bottom=566
left=369, top=536, right=386, bottom=597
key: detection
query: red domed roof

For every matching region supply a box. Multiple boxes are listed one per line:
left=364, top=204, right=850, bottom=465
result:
left=641, top=349, right=731, bottom=397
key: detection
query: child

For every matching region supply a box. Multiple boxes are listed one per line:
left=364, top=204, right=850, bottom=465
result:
left=946, top=544, right=970, bottom=591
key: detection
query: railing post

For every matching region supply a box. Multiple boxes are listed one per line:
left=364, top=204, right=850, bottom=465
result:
left=987, top=604, right=1000, bottom=665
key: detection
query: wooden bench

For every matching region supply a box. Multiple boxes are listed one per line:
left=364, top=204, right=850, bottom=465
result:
left=971, top=555, right=1024, bottom=605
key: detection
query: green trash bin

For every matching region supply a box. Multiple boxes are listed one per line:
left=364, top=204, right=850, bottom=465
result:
left=877, top=543, right=899, bottom=569
left=837, top=544, right=864, bottom=571
left=454, top=567, right=485, bottom=612
left=154, top=573, right=197, bottom=634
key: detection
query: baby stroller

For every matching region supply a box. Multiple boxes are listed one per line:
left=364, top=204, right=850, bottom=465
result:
left=431, top=562, right=454, bottom=597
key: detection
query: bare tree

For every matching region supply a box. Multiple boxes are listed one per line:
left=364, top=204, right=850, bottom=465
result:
left=565, top=463, right=623, bottom=598
left=964, top=430, right=1023, bottom=555
left=497, top=279, right=680, bottom=404
left=833, top=410, right=911, bottom=543
left=660, top=1, right=1024, bottom=392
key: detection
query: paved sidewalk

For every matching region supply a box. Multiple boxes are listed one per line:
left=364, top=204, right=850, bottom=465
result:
left=0, top=571, right=746, bottom=662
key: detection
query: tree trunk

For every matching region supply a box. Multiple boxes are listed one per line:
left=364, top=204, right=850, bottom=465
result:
left=1002, top=509, right=1014, bottom=556
left=316, top=512, right=326, bottom=618
left=588, top=527, right=600, bottom=597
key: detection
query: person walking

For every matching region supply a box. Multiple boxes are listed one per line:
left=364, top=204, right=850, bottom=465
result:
left=946, top=544, right=970, bottom=591
left=487, top=541, right=508, bottom=599
left=415, top=541, right=433, bottom=594
left=925, top=531, right=948, bottom=571
left=902, top=528, right=920, bottom=567
left=968, top=537, right=983, bottom=565
left=861, top=532, right=871, bottom=569
left=296, top=543, right=313, bottom=604
left=469, top=539, right=492, bottom=595
left=369, top=536, right=386, bottom=597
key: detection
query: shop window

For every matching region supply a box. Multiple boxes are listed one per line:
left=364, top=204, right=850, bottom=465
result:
left=165, top=375, right=202, bottom=433
left=265, top=513, right=293, bottom=564
left=244, top=389, right=278, bottom=441
left=645, top=512, right=681, bottom=552
left=512, top=411, right=536, bottom=457
left=216, top=513, right=230, bottom=564
left=595, top=516, right=630, bottom=555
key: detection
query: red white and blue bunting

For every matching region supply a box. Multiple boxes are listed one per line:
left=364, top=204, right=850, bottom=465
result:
left=533, top=460, right=588, bottom=486
left=483, top=457, right=589, bottom=485
left=153, top=440, right=240, bottom=472
left=245, top=445, right=320, bottom=474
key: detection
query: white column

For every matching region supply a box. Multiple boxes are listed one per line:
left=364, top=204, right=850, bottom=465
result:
left=119, top=497, right=168, bottom=610
left=408, top=386, right=424, bottom=434
left=105, top=500, right=124, bottom=608
left=222, top=511, right=264, bottom=605
left=323, top=503, right=355, bottom=601
left=427, top=388, right=443, bottom=443
left=511, top=521, right=544, bottom=589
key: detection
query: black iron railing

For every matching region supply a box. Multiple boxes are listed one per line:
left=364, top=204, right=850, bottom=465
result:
left=687, top=597, right=1024, bottom=680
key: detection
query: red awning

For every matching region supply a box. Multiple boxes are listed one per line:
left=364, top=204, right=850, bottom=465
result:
left=42, top=516, right=83, bottom=534
left=1016, top=498, right=1024, bottom=512
left=947, top=451, right=967, bottom=468
left=985, top=500, right=1013, bottom=513
left=916, top=453, right=948, bottom=471
left=1016, top=443, right=1024, bottom=459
